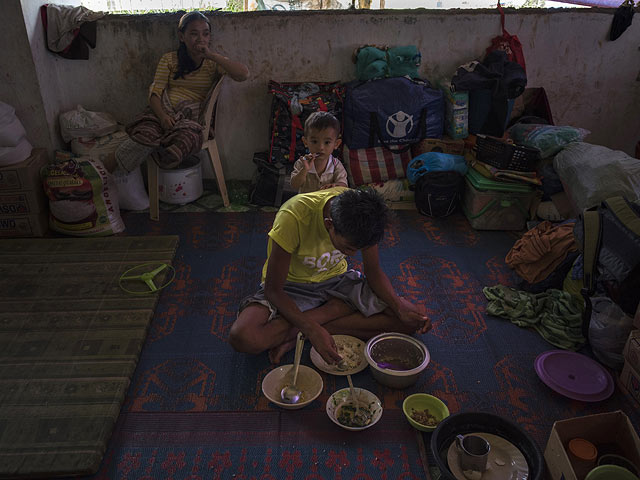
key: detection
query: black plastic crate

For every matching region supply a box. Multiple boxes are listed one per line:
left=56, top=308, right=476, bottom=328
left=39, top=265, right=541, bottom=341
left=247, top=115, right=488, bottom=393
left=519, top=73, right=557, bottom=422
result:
left=475, top=135, right=541, bottom=172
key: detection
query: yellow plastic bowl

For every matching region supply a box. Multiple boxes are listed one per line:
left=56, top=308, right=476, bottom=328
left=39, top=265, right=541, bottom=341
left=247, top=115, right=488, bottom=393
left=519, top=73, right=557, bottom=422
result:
left=402, top=393, right=449, bottom=432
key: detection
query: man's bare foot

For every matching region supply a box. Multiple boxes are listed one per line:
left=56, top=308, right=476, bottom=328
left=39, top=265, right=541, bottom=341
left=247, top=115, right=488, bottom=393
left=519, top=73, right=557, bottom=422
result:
left=268, top=337, right=297, bottom=364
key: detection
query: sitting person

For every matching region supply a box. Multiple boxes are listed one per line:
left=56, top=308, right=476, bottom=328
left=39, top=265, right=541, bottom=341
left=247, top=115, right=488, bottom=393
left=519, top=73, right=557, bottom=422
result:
left=290, top=111, right=349, bottom=193
left=116, top=11, right=249, bottom=172
left=228, top=187, right=431, bottom=364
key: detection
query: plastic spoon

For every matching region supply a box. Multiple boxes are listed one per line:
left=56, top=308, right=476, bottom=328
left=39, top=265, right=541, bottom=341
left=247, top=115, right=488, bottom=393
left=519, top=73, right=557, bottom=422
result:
left=281, top=332, right=304, bottom=404
left=346, top=374, right=361, bottom=418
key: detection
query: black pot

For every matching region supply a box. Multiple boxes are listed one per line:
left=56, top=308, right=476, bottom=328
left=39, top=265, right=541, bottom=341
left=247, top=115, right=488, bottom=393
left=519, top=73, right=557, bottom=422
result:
left=430, top=411, right=544, bottom=480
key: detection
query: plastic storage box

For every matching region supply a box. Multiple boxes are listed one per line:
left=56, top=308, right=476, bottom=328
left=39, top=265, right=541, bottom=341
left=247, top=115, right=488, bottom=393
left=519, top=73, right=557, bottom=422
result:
left=462, top=167, right=535, bottom=230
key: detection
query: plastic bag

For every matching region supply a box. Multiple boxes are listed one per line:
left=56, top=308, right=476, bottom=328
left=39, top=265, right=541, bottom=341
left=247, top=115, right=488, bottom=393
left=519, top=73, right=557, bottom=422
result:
left=407, top=152, right=468, bottom=185
left=588, top=296, right=634, bottom=369
left=553, top=142, right=640, bottom=211
left=59, top=105, right=119, bottom=143
left=507, top=123, right=590, bottom=158
left=113, top=166, right=149, bottom=211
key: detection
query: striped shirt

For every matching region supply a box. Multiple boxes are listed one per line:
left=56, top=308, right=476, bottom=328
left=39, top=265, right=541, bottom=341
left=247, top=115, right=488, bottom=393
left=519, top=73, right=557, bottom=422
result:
left=148, top=51, right=221, bottom=107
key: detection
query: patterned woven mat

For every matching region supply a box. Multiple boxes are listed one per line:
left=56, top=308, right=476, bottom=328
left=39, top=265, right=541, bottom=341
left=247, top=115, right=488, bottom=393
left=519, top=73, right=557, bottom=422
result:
left=0, top=236, right=179, bottom=478
left=80, top=409, right=430, bottom=479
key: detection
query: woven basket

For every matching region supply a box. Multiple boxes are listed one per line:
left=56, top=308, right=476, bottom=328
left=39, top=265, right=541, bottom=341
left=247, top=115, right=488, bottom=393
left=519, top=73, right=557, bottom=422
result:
left=475, top=135, right=541, bottom=172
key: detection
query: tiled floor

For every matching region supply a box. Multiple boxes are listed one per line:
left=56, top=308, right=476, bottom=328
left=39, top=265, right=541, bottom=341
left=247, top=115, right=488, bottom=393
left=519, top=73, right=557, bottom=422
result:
left=138, top=179, right=417, bottom=214
left=136, top=179, right=280, bottom=214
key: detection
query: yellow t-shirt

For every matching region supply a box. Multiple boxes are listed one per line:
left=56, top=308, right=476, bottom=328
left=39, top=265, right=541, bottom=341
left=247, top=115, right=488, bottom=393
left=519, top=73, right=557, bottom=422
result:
left=148, top=51, right=221, bottom=107
left=262, top=187, right=349, bottom=284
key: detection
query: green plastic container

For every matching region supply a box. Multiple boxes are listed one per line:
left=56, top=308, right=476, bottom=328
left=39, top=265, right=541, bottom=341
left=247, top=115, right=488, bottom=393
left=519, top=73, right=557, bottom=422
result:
left=462, top=167, right=535, bottom=230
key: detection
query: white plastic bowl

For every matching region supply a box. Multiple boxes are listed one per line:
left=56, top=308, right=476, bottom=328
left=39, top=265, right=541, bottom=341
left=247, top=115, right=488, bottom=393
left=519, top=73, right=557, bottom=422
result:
left=326, top=387, right=383, bottom=431
left=364, top=332, right=430, bottom=389
left=261, top=364, right=323, bottom=410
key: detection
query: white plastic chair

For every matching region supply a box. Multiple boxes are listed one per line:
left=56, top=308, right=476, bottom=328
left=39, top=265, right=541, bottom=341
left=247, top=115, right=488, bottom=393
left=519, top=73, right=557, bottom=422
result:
left=147, top=74, right=229, bottom=221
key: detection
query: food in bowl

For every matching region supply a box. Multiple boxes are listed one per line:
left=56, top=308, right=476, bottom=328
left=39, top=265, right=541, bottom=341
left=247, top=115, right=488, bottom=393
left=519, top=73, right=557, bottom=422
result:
left=370, top=338, right=424, bottom=370
left=365, top=333, right=430, bottom=388
left=336, top=337, right=364, bottom=371
left=409, top=407, right=438, bottom=427
left=402, top=393, right=449, bottom=432
left=336, top=400, right=374, bottom=428
left=326, top=388, right=383, bottom=431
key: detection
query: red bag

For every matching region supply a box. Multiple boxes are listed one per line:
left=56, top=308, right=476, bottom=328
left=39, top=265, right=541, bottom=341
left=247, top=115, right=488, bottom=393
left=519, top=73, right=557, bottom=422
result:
left=486, top=1, right=526, bottom=73
left=344, top=145, right=412, bottom=186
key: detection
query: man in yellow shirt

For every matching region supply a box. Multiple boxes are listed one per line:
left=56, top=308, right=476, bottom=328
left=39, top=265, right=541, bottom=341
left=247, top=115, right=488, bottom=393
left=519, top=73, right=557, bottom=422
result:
left=229, top=187, right=431, bottom=364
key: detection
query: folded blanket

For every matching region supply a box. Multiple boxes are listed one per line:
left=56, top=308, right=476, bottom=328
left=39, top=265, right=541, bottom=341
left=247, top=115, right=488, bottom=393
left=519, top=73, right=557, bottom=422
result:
left=126, top=90, right=204, bottom=169
left=483, top=284, right=585, bottom=350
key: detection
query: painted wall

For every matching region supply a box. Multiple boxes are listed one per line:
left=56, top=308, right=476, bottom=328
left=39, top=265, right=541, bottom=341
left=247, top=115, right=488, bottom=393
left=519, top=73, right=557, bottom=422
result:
left=2, top=6, right=639, bottom=180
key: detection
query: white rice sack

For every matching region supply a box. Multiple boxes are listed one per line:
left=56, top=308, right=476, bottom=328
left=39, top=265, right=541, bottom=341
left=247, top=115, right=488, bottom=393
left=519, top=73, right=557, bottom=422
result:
left=41, top=157, right=124, bottom=236
left=112, top=166, right=149, bottom=211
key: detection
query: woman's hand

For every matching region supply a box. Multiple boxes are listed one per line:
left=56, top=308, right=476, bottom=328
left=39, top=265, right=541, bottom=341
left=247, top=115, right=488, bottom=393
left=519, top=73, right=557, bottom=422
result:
left=202, top=48, right=250, bottom=82
left=159, top=115, right=175, bottom=131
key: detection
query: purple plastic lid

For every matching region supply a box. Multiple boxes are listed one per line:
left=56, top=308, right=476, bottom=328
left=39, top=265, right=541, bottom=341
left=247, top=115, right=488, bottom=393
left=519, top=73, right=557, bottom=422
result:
left=534, top=350, right=614, bottom=402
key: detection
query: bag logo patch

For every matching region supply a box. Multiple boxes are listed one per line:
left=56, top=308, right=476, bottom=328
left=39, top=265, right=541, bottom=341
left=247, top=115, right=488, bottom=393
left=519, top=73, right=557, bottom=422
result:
left=386, top=111, right=414, bottom=139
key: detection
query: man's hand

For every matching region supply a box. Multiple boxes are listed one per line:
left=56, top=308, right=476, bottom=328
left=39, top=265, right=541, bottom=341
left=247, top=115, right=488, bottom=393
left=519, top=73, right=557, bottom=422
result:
left=396, top=297, right=431, bottom=334
left=305, top=323, right=342, bottom=365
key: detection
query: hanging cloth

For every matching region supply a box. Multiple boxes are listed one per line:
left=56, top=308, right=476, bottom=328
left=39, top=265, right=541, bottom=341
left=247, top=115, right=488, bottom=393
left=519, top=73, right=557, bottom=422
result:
left=485, top=0, right=526, bottom=73
left=609, top=0, right=636, bottom=41
left=40, top=4, right=104, bottom=60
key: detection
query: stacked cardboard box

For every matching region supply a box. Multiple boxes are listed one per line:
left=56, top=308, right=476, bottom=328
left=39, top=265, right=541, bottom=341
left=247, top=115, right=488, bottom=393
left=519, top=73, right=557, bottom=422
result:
left=619, top=303, right=640, bottom=407
left=544, top=410, right=640, bottom=480
left=0, top=149, right=49, bottom=237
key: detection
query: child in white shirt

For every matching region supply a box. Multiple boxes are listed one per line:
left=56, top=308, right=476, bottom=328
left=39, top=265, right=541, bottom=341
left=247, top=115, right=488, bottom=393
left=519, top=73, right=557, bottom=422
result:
left=290, top=111, right=348, bottom=193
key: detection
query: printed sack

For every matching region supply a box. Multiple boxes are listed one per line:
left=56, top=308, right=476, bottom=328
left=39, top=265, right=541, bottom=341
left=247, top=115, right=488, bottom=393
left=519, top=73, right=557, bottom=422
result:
left=343, top=77, right=444, bottom=150
left=41, top=154, right=124, bottom=236
left=344, top=144, right=412, bottom=186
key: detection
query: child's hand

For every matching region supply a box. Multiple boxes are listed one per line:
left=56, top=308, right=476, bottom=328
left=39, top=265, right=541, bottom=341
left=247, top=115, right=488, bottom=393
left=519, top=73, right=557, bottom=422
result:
left=301, top=153, right=316, bottom=171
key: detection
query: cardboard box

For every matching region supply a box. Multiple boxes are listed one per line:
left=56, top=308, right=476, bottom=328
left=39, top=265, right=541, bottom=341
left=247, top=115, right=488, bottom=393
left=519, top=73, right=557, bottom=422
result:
left=0, top=212, right=48, bottom=237
left=544, top=411, right=640, bottom=480
left=411, top=136, right=466, bottom=158
left=0, top=189, right=47, bottom=215
left=0, top=148, right=48, bottom=192
left=619, top=360, right=640, bottom=407
left=623, top=329, right=640, bottom=373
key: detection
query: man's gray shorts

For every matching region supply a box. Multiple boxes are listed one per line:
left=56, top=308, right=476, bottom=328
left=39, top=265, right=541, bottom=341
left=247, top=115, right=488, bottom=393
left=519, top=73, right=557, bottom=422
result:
left=238, top=270, right=388, bottom=322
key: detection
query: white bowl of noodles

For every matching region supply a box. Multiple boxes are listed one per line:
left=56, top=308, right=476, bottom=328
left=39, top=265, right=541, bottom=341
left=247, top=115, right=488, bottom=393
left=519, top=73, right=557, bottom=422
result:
left=326, top=387, right=383, bottom=431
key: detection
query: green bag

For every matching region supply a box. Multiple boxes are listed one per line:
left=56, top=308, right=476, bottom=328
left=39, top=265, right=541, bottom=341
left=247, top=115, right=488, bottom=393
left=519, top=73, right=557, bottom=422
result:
left=355, top=46, right=421, bottom=81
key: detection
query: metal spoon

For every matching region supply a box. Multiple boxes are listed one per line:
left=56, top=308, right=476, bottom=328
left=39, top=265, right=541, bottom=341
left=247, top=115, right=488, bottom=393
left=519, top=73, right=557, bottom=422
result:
left=281, top=332, right=304, bottom=404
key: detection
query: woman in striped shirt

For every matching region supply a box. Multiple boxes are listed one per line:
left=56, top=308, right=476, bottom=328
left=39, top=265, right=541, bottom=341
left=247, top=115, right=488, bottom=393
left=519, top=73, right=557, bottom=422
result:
left=149, top=11, right=249, bottom=131
left=118, top=12, right=248, bottom=172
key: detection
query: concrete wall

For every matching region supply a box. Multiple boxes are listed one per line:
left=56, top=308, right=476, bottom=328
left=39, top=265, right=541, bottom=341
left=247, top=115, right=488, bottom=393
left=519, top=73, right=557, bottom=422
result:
left=0, top=1, right=54, bottom=151
left=2, top=6, right=639, bottom=180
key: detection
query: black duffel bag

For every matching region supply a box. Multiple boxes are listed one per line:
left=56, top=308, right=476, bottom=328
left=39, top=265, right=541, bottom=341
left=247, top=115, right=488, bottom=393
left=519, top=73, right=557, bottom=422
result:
left=414, top=171, right=464, bottom=217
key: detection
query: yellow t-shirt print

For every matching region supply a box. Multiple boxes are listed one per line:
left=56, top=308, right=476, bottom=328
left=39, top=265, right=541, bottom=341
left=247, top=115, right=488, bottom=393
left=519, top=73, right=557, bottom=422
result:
left=262, top=188, right=349, bottom=284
